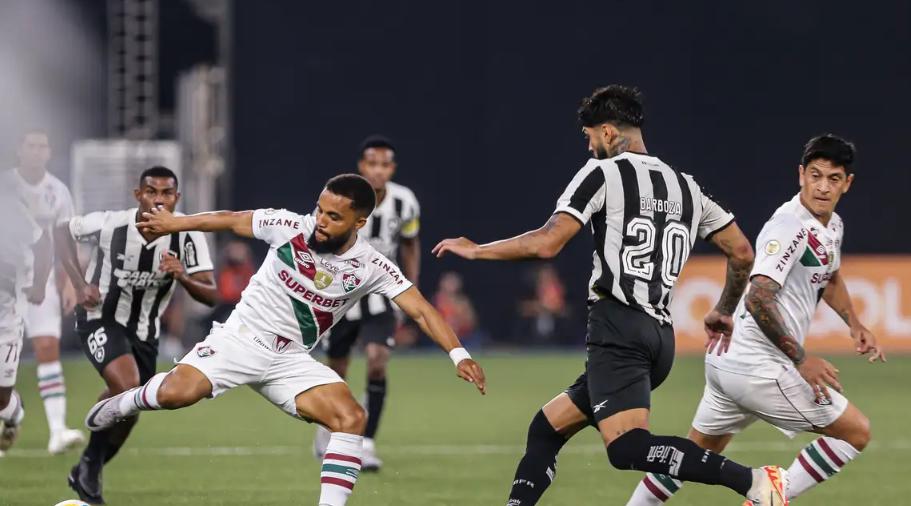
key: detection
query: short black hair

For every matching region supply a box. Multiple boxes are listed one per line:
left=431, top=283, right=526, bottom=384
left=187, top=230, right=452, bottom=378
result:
left=325, top=174, right=376, bottom=216
left=139, top=166, right=179, bottom=188
left=358, top=135, right=396, bottom=159
left=578, top=85, right=645, bottom=128
left=801, top=134, right=856, bottom=174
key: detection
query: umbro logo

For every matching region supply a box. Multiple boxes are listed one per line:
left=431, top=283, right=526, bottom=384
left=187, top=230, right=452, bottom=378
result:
left=593, top=399, right=609, bottom=413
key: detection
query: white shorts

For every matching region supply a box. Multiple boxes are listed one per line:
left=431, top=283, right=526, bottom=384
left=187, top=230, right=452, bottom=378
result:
left=178, top=315, right=344, bottom=418
left=0, top=324, right=24, bottom=388
left=25, top=279, right=61, bottom=339
left=692, top=363, right=849, bottom=438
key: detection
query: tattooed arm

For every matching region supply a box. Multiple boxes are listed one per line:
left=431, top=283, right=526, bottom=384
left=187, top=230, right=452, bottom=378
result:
left=823, top=270, right=886, bottom=362
left=744, top=275, right=806, bottom=364
left=702, top=222, right=753, bottom=353
left=708, top=222, right=754, bottom=314
left=432, top=213, right=582, bottom=261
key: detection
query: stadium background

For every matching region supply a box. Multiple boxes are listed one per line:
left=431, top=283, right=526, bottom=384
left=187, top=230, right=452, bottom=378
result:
left=0, top=1, right=909, bottom=505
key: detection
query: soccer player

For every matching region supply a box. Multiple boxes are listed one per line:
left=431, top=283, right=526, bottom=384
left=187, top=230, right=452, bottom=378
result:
left=56, top=166, right=217, bottom=504
left=0, top=174, right=53, bottom=456
left=314, top=136, right=421, bottom=470
left=434, top=85, right=787, bottom=506
left=12, top=130, right=86, bottom=454
left=625, top=134, right=881, bottom=506
left=82, top=174, right=486, bottom=506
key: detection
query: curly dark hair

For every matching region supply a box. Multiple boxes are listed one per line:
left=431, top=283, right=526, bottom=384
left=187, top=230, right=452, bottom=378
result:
left=577, top=85, right=644, bottom=128
left=325, top=174, right=377, bottom=215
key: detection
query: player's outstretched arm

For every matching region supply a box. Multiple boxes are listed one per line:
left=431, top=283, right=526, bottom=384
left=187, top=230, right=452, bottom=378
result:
left=391, top=286, right=486, bottom=395
left=54, top=222, right=101, bottom=308
left=823, top=270, right=885, bottom=362
left=432, top=212, right=581, bottom=261
left=137, top=207, right=255, bottom=238
left=746, top=275, right=842, bottom=401
left=704, top=222, right=754, bottom=354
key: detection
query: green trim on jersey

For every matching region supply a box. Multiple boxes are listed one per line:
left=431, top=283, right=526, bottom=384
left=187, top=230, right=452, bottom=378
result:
left=800, top=247, right=822, bottom=267
left=288, top=295, right=319, bottom=347
left=277, top=242, right=295, bottom=269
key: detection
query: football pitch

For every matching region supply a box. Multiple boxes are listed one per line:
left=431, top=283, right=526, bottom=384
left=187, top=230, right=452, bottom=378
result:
left=0, top=353, right=906, bottom=505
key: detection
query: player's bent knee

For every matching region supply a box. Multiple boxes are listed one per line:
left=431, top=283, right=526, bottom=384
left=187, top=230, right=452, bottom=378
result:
left=326, top=404, right=367, bottom=434
left=606, top=428, right=650, bottom=470
left=156, top=375, right=203, bottom=410
left=848, top=414, right=872, bottom=451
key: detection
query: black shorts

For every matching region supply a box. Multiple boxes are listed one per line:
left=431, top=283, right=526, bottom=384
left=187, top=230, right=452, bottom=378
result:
left=324, top=310, right=397, bottom=359
left=565, top=297, right=675, bottom=423
left=78, top=320, right=159, bottom=384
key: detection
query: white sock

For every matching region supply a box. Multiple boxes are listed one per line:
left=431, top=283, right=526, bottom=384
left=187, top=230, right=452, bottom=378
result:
left=626, top=473, right=682, bottom=505
left=787, top=437, right=860, bottom=498
left=319, top=432, right=363, bottom=506
left=0, top=391, right=24, bottom=426
left=37, top=361, right=67, bottom=433
left=120, top=372, right=168, bottom=415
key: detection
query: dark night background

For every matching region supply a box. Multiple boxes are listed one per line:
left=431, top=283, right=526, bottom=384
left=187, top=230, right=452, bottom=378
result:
left=42, top=1, right=911, bottom=340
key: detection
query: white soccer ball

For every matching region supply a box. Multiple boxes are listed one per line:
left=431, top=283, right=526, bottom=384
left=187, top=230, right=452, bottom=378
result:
left=54, top=501, right=91, bottom=506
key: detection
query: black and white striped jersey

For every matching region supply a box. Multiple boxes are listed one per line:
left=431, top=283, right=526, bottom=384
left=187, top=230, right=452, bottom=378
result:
left=344, top=181, right=419, bottom=321
left=67, top=208, right=214, bottom=341
left=555, top=152, right=734, bottom=325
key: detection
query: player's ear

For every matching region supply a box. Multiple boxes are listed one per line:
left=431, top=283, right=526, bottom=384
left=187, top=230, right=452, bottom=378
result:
left=133, top=187, right=142, bottom=202
left=843, top=173, right=854, bottom=193
left=797, top=165, right=806, bottom=188
left=354, top=214, right=368, bottom=230
left=174, top=191, right=182, bottom=206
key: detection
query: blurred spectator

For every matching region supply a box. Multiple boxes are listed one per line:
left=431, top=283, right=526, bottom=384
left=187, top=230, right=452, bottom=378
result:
left=432, top=271, right=483, bottom=348
left=514, top=264, right=573, bottom=346
left=210, top=240, right=255, bottom=324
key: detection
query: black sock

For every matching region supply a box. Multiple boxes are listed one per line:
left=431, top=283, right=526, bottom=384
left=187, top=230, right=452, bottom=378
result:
left=506, top=410, right=567, bottom=506
left=104, top=415, right=139, bottom=464
left=364, top=377, right=387, bottom=439
left=82, top=429, right=109, bottom=473
left=606, top=428, right=752, bottom=496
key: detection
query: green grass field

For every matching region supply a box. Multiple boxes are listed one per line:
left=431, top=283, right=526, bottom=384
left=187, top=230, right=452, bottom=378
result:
left=0, top=353, right=906, bottom=505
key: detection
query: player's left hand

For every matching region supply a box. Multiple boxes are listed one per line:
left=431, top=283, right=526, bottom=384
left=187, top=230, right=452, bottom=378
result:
left=24, top=284, right=46, bottom=305
left=850, top=324, right=886, bottom=363
left=703, top=309, right=734, bottom=355
left=432, top=237, right=479, bottom=260
left=456, top=358, right=487, bottom=395
left=138, top=206, right=177, bottom=235
left=159, top=251, right=186, bottom=280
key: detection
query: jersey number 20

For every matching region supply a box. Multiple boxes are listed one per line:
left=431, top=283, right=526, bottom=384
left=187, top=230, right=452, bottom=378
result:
left=621, top=217, right=690, bottom=287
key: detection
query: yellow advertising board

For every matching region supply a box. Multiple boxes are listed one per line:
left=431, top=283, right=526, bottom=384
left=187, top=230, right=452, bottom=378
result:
left=670, top=256, right=911, bottom=353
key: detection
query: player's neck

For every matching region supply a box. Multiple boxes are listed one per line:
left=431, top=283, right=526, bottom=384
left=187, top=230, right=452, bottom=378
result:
left=797, top=195, right=832, bottom=226
left=607, top=131, right=647, bottom=157
left=16, top=165, right=46, bottom=185
left=374, top=186, right=387, bottom=206
left=333, top=234, right=359, bottom=256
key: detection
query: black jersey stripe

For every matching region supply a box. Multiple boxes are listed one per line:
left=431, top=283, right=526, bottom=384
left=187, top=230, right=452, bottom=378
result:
left=615, top=159, right=642, bottom=309
left=125, top=241, right=157, bottom=334
left=393, top=197, right=403, bottom=218
left=568, top=167, right=605, bottom=216
left=647, top=169, right=669, bottom=307
left=101, top=225, right=129, bottom=321
left=146, top=233, right=181, bottom=340
left=89, top=231, right=103, bottom=285
left=370, top=215, right=382, bottom=238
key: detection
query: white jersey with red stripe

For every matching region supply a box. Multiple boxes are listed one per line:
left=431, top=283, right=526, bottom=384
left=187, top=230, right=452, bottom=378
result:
left=708, top=194, right=844, bottom=378
left=233, top=209, right=412, bottom=351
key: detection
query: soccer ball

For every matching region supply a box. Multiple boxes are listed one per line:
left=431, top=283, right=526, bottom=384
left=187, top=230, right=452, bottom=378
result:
left=54, top=501, right=91, bottom=506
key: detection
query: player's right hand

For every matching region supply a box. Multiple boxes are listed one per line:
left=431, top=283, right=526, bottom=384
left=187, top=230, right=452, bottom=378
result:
left=24, top=284, right=46, bottom=305
left=797, top=355, right=842, bottom=403
left=137, top=206, right=177, bottom=235
left=456, top=358, right=487, bottom=395
left=78, top=283, right=102, bottom=309
left=703, top=309, right=734, bottom=355
left=432, top=237, right=479, bottom=260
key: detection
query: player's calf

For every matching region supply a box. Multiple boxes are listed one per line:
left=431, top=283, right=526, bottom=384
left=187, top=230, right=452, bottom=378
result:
left=786, top=404, right=869, bottom=499
left=506, top=410, right=569, bottom=506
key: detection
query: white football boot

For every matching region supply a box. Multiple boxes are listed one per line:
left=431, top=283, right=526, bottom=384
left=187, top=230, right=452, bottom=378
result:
left=361, top=437, right=383, bottom=472
left=743, top=466, right=789, bottom=506
left=48, top=427, right=87, bottom=454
